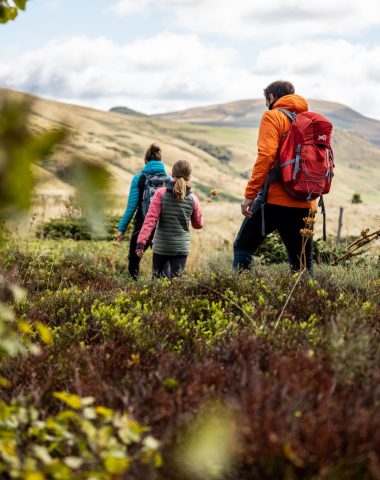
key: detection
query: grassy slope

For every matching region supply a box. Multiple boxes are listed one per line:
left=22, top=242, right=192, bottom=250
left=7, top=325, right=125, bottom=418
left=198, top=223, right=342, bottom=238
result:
left=1, top=89, right=379, bottom=240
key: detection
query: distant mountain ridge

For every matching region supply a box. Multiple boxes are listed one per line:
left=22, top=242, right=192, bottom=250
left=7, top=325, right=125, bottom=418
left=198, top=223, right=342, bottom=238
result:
left=157, top=99, right=380, bottom=147
left=110, top=106, right=146, bottom=117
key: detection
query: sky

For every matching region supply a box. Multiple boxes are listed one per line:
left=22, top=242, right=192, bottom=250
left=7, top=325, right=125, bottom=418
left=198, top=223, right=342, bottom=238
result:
left=1, top=0, right=380, bottom=118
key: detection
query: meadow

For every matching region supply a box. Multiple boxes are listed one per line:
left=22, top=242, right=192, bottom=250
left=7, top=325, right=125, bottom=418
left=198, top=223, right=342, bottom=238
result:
left=0, top=89, right=379, bottom=480
left=0, top=233, right=379, bottom=480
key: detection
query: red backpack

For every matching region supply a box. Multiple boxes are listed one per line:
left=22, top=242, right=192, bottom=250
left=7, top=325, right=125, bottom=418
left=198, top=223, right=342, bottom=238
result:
left=277, top=108, right=334, bottom=201
left=262, top=108, right=334, bottom=240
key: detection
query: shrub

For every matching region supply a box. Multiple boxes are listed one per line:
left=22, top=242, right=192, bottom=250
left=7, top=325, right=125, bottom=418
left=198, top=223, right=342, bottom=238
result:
left=351, top=193, right=363, bottom=204
left=256, top=232, right=288, bottom=264
left=36, top=216, right=124, bottom=241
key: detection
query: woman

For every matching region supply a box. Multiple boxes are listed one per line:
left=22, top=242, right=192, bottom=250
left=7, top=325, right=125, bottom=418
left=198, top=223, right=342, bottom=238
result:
left=117, top=143, right=169, bottom=279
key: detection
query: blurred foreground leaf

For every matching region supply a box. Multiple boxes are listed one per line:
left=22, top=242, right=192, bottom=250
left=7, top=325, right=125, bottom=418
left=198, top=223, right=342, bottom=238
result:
left=0, top=0, right=28, bottom=23
left=0, top=97, right=67, bottom=222
left=71, top=161, right=111, bottom=239
left=177, top=403, right=238, bottom=479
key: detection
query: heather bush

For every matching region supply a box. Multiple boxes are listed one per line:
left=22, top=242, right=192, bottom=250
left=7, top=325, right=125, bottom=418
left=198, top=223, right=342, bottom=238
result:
left=1, top=236, right=379, bottom=479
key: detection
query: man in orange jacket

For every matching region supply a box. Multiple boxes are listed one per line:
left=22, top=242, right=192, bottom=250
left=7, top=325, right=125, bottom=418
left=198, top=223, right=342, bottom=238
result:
left=233, top=80, right=313, bottom=273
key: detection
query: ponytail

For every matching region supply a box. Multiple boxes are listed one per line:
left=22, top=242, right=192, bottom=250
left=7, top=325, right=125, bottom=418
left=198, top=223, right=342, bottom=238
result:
left=172, top=159, right=192, bottom=201
left=173, top=177, right=187, bottom=201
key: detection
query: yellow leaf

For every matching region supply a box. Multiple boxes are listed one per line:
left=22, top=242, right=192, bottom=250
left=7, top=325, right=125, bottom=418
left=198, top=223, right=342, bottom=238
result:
left=96, top=406, right=113, bottom=417
left=283, top=442, right=304, bottom=468
left=17, top=320, right=33, bottom=334
left=53, top=392, right=82, bottom=409
left=0, top=376, right=11, bottom=389
left=155, top=452, right=163, bottom=468
left=35, top=322, right=53, bottom=345
left=104, top=456, right=129, bottom=474
left=25, top=473, right=45, bottom=480
left=0, top=440, right=17, bottom=457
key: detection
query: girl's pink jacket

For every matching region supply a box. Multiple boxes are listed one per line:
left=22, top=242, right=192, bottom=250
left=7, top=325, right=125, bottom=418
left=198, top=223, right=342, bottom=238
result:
left=137, top=187, right=204, bottom=247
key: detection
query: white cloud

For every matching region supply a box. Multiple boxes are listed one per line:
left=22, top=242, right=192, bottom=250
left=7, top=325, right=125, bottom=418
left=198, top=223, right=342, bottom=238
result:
left=107, top=0, right=152, bottom=15
left=41, top=0, right=62, bottom=10
left=254, top=40, right=380, bottom=117
left=109, top=0, right=380, bottom=40
left=0, top=34, right=249, bottom=113
left=1, top=34, right=380, bottom=119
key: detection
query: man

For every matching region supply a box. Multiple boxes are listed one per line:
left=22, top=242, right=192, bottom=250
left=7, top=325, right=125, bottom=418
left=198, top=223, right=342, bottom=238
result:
left=233, top=80, right=314, bottom=273
left=117, top=143, right=169, bottom=279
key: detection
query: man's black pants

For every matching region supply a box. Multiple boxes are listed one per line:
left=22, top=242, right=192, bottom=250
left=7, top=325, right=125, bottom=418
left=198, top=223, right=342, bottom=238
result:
left=152, top=253, right=187, bottom=280
left=233, top=203, right=313, bottom=273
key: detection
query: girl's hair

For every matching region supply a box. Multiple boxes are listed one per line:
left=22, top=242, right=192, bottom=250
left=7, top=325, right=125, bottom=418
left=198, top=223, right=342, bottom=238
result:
left=145, top=143, right=161, bottom=162
left=172, top=159, right=192, bottom=201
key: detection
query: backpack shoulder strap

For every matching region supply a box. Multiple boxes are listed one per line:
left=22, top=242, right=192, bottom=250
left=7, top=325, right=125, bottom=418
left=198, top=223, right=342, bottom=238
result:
left=137, top=173, right=147, bottom=203
left=277, top=108, right=297, bottom=123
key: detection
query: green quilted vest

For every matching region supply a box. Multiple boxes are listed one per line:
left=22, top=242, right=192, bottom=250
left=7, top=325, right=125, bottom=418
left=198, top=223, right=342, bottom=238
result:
left=153, top=189, right=194, bottom=256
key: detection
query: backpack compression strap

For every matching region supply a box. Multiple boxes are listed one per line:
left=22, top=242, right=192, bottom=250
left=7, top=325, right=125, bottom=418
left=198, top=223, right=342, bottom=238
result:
left=277, top=108, right=297, bottom=123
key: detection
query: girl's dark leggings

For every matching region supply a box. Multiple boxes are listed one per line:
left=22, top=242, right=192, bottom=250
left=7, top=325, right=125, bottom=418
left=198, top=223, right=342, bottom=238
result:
left=233, top=203, right=313, bottom=273
left=152, top=253, right=187, bottom=280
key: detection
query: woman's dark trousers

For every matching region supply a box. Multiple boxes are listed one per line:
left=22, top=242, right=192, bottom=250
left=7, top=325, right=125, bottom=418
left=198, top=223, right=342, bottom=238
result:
left=128, top=223, right=150, bottom=280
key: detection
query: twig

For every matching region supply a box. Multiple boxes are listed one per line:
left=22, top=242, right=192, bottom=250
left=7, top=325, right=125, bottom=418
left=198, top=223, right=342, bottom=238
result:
left=332, top=227, right=380, bottom=265
left=275, top=268, right=307, bottom=329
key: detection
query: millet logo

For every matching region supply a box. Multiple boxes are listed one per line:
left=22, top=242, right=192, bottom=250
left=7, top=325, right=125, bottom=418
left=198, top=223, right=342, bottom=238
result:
left=318, top=134, right=327, bottom=141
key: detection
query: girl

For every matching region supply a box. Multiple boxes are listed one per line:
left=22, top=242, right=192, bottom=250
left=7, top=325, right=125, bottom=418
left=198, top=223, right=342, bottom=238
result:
left=136, top=159, right=203, bottom=279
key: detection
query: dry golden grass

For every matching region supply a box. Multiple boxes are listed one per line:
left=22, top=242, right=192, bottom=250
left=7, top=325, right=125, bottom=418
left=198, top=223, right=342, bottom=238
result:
left=2, top=88, right=379, bottom=254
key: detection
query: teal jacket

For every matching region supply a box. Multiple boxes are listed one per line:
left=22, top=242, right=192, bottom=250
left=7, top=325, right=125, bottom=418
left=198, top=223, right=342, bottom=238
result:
left=118, top=161, right=168, bottom=233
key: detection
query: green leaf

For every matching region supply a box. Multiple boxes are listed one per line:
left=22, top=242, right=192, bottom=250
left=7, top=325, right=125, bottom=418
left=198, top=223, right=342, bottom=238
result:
left=71, top=161, right=111, bottom=239
left=14, top=0, right=27, bottom=10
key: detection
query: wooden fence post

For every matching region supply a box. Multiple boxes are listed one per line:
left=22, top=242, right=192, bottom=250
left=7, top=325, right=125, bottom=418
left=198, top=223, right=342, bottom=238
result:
left=336, top=207, right=344, bottom=246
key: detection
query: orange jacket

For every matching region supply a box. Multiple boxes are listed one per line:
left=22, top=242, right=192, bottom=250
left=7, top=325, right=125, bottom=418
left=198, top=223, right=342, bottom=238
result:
left=245, top=94, right=315, bottom=209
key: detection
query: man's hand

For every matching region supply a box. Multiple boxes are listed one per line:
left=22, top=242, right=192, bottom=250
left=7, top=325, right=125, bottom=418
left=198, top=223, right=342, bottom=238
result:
left=116, top=231, right=124, bottom=242
left=241, top=198, right=254, bottom=217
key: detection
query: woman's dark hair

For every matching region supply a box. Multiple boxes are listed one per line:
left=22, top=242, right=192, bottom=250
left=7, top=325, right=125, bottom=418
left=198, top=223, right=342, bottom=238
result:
left=264, top=81, right=295, bottom=102
left=145, top=143, right=162, bottom=162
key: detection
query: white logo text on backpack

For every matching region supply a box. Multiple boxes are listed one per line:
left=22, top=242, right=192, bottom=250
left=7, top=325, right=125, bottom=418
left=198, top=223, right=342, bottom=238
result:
left=318, top=134, right=327, bottom=141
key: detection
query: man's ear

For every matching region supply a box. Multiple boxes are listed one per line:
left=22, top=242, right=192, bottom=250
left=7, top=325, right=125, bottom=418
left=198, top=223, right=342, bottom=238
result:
left=268, top=93, right=275, bottom=104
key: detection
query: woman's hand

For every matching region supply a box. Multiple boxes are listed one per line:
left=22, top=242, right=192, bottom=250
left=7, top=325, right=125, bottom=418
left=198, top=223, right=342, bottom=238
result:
left=135, top=249, right=144, bottom=258
left=116, top=231, right=124, bottom=242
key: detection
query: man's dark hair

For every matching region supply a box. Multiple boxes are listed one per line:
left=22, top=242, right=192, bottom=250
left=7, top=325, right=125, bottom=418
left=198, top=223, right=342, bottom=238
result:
left=264, top=81, right=295, bottom=101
